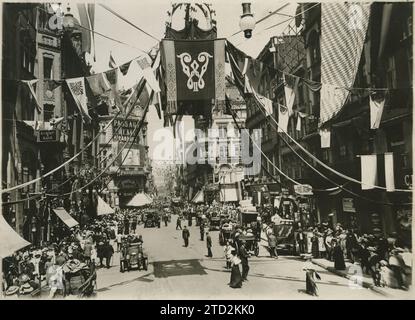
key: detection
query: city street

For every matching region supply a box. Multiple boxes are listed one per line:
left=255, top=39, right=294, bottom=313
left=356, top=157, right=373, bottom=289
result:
left=95, top=215, right=391, bottom=300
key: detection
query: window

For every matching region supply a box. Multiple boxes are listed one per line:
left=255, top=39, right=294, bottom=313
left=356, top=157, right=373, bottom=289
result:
left=339, top=145, right=347, bottom=157
left=219, top=144, right=227, bottom=159
left=43, top=104, right=54, bottom=122
left=43, top=56, right=54, bottom=79
left=219, top=125, right=227, bottom=139
left=233, top=143, right=240, bottom=158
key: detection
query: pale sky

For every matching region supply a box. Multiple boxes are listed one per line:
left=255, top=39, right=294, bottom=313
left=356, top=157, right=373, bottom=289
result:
left=69, top=0, right=297, bottom=160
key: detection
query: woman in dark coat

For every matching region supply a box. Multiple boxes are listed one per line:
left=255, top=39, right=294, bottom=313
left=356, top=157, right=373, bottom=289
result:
left=229, top=250, right=243, bottom=288
left=333, top=239, right=346, bottom=270
left=303, top=258, right=320, bottom=296
left=311, top=230, right=320, bottom=258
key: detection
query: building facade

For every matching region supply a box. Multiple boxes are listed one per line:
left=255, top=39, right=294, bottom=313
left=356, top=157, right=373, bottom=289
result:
left=251, top=3, right=412, bottom=243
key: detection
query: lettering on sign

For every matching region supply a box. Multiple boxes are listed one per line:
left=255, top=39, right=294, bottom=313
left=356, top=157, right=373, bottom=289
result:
left=38, top=130, right=58, bottom=142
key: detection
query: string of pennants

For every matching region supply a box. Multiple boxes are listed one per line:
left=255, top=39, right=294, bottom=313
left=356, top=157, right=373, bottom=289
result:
left=225, top=40, right=396, bottom=149
left=10, top=51, right=163, bottom=125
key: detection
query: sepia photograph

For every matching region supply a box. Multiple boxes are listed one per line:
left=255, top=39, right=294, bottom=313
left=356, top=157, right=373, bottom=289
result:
left=0, top=0, right=413, bottom=304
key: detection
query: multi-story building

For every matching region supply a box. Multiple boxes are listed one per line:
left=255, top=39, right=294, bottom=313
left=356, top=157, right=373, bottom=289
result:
left=99, top=103, right=150, bottom=208
left=244, top=33, right=306, bottom=208
left=252, top=3, right=412, bottom=242
left=2, top=3, right=98, bottom=242
left=185, top=79, right=247, bottom=203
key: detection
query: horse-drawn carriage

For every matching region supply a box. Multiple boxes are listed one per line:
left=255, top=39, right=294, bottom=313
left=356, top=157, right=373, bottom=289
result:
left=120, top=242, right=148, bottom=272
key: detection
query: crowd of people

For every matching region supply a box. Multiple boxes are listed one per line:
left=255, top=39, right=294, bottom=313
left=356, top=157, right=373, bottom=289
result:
left=294, top=222, right=412, bottom=290
left=1, top=208, right=148, bottom=298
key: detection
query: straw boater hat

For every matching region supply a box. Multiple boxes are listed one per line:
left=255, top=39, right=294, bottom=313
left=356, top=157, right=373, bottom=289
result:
left=19, top=283, right=34, bottom=295
left=5, top=286, right=19, bottom=296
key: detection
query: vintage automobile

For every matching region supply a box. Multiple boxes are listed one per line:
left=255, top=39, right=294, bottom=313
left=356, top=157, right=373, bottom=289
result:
left=273, top=218, right=295, bottom=255
left=120, top=242, right=148, bottom=272
left=219, top=222, right=234, bottom=246
left=209, top=216, right=221, bottom=231
left=144, top=210, right=160, bottom=228
left=238, top=210, right=259, bottom=227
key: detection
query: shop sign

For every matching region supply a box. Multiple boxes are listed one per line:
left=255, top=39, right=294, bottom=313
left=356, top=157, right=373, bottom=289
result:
left=294, top=184, right=313, bottom=196
left=342, top=198, right=356, bottom=213
left=38, top=130, right=58, bottom=142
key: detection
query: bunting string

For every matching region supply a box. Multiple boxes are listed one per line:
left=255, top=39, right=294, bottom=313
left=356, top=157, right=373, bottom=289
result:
left=227, top=47, right=412, bottom=193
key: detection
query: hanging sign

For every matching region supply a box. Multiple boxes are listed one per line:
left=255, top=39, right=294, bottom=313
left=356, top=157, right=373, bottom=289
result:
left=160, top=39, right=226, bottom=115
left=38, top=130, right=58, bottom=142
left=342, top=198, right=356, bottom=213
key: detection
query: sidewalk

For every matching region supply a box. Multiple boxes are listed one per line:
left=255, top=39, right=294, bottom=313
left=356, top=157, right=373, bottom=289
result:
left=310, top=258, right=413, bottom=299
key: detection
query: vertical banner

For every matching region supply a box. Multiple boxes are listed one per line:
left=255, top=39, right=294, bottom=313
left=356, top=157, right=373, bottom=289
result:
left=360, top=155, right=378, bottom=190
left=320, top=3, right=370, bottom=126
left=161, top=39, right=226, bottom=116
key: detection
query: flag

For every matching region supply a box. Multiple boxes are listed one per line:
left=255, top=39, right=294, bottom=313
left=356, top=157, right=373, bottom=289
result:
left=150, top=91, right=162, bottom=119
left=278, top=104, right=289, bottom=133
left=360, top=154, right=377, bottom=190
left=320, top=3, right=370, bottom=126
left=241, top=57, right=249, bottom=75
left=22, top=80, right=42, bottom=113
left=86, top=73, right=111, bottom=96
left=297, top=112, right=307, bottom=131
left=87, top=3, right=96, bottom=61
left=320, top=83, right=346, bottom=124
left=109, top=52, right=117, bottom=69
left=77, top=3, right=92, bottom=54
left=283, top=74, right=296, bottom=116
left=137, top=55, right=160, bottom=93
left=160, top=39, right=226, bottom=115
left=104, top=69, right=122, bottom=112
left=370, top=95, right=385, bottom=129
left=319, top=129, right=331, bottom=148
left=253, top=91, right=273, bottom=116
left=119, top=61, right=131, bottom=76
left=66, top=77, right=91, bottom=123
left=384, top=152, right=395, bottom=192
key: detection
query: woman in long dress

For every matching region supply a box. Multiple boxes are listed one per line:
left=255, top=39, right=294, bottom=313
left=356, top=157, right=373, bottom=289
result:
left=333, top=239, right=346, bottom=270
left=303, top=258, right=320, bottom=296
left=229, top=250, right=243, bottom=288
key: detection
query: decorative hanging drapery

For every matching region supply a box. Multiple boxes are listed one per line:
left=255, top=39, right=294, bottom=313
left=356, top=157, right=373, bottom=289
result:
left=319, top=2, right=371, bottom=126
left=160, top=39, right=226, bottom=117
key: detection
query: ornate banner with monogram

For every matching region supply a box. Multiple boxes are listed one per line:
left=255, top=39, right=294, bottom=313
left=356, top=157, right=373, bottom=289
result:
left=160, top=39, right=226, bottom=116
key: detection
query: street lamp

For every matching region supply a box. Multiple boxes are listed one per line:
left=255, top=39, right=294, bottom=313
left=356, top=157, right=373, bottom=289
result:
left=62, top=5, right=76, bottom=32
left=239, top=3, right=255, bottom=39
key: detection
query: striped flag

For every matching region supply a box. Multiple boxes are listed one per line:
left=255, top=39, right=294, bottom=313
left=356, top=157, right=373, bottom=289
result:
left=109, top=52, right=117, bottom=68
left=320, top=3, right=371, bottom=126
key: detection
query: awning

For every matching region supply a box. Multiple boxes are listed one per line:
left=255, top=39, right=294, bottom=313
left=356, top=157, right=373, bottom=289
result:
left=97, top=196, right=115, bottom=216
left=0, top=216, right=30, bottom=257
left=191, top=190, right=204, bottom=203
left=53, top=207, right=79, bottom=228
left=126, top=193, right=153, bottom=207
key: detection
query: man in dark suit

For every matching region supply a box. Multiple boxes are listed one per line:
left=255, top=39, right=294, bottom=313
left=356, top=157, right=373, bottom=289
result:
left=200, top=221, right=205, bottom=241
left=182, top=226, right=190, bottom=247
left=239, top=240, right=250, bottom=281
left=206, top=232, right=213, bottom=257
